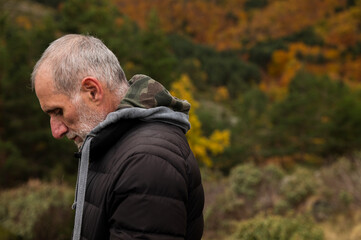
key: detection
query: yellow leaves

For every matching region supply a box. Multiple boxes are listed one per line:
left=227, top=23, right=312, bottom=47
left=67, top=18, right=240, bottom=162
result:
left=208, top=130, right=231, bottom=155
left=170, top=74, right=198, bottom=109
left=268, top=50, right=290, bottom=77
left=171, top=74, right=231, bottom=167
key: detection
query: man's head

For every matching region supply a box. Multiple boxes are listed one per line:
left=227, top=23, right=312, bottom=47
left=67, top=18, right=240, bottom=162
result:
left=32, top=34, right=129, bottom=148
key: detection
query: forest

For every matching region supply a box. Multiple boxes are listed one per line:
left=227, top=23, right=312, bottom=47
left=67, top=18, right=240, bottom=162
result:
left=1, top=0, right=361, bottom=239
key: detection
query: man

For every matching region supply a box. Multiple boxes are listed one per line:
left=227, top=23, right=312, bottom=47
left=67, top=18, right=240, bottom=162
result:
left=32, top=34, right=204, bottom=240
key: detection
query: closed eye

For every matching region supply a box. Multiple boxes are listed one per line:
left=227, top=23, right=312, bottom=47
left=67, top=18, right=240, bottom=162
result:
left=46, top=108, right=63, bottom=116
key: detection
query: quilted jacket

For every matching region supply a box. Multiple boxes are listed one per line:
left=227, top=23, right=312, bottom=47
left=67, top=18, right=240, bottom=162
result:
left=71, top=75, right=204, bottom=240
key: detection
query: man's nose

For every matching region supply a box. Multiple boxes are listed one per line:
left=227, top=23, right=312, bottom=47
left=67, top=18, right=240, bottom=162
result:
left=50, top=117, right=68, bottom=139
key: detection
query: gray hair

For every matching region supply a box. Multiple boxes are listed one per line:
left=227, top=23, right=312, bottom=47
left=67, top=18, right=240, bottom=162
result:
left=31, top=34, right=128, bottom=98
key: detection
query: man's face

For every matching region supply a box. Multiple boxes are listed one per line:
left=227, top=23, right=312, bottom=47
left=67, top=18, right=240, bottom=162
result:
left=35, top=66, right=105, bottom=148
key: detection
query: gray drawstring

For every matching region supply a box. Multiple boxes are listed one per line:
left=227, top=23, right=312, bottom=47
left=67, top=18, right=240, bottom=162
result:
left=72, top=137, right=92, bottom=240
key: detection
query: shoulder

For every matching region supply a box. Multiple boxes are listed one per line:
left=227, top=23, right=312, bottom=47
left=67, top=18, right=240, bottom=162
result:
left=115, top=122, right=191, bottom=177
left=125, top=121, right=190, bottom=156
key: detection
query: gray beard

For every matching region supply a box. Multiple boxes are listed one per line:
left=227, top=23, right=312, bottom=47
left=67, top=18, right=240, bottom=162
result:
left=71, top=98, right=107, bottom=149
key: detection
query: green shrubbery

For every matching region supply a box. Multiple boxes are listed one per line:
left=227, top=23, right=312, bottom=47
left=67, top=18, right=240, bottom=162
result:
left=230, top=163, right=262, bottom=198
left=0, top=180, right=74, bottom=239
left=228, top=163, right=317, bottom=215
left=204, top=154, right=361, bottom=239
left=230, top=214, right=324, bottom=240
left=280, top=167, right=315, bottom=206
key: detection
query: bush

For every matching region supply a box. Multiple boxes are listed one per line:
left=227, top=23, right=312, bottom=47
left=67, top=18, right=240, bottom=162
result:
left=280, top=167, right=316, bottom=207
left=318, top=155, right=361, bottom=212
left=230, top=163, right=262, bottom=198
left=256, top=164, right=285, bottom=211
left=0, top=180, right=74, bottom=239
left=230, top=214, right=324, bottom=240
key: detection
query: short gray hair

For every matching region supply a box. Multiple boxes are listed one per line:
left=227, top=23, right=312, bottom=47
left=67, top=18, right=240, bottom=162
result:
left=31, top=34, right=128, bottom=97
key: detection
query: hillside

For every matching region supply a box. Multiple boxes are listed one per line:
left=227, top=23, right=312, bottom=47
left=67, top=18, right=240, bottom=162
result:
left=113, top=0, right=361, bottom=94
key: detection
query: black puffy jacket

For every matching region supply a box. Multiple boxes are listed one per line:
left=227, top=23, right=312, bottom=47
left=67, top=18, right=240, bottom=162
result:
left=77, top=118, right=204, bottom=240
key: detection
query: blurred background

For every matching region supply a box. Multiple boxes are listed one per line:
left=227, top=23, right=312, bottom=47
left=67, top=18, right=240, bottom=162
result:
left=1, top=0, right=361, bottom=239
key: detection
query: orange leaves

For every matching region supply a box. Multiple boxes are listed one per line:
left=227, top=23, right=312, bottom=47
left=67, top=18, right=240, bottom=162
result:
left=244, top=0, right=345, bottom=42
left=112, top=0, right=361, bottom=96
left=264, top=42, right=350, bottom=93
left=317, top=6, right=361, bottom=49
left=112, top=0, right=244, bottom=50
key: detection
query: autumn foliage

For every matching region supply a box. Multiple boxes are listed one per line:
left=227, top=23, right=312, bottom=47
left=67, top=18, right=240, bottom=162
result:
left=2, top=0, right=361, bottom=239
left=0, top=0, right=360, bottom=177
left=171, top=75, right=230, bottom=167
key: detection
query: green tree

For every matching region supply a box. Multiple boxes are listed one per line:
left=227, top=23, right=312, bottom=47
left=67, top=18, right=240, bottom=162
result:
left=132, top=10, right=178, bottom=88
left=169, top=34, right=261, bottom=97
left=263, top=71, right=347, bottom=161
left=58, top=0, right=119, bottom=38
left=327, top=91, right=361, bottom=154
left=0, top=13, right=76, bottom=187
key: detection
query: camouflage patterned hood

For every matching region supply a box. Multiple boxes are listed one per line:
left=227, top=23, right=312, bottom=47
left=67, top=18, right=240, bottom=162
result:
left=90, top=74, right=191, bottom=135
left=119, top=74, right=190, bottom=114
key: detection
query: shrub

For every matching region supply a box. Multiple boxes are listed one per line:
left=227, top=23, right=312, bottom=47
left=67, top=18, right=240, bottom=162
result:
left=0, top=180, right=74, bottom=239
left=230, top=163, right=262, bottom=198
left=280, top=167, right=316, bottom=207
left=318, top=155, right=361, bottom=212
left=256, top=164, right=285, bottom=211
left=230, top=214, right=324, bottom=240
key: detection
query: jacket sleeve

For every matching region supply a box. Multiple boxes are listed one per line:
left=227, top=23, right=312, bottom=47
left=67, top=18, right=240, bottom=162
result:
left=107, top=153, right=189, bottom=240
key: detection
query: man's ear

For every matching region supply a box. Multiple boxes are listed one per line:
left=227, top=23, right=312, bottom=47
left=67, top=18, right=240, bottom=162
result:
left=80, top=77, right=104, bottom=103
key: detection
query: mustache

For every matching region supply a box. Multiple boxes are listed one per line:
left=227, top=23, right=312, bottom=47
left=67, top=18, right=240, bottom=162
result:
left=66, top=131, right=77, bottom=140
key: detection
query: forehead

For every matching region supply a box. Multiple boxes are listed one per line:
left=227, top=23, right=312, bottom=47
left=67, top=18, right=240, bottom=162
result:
left=34, top=66, right=72, bottom=112
left=34, top=64, right=55, bottom=93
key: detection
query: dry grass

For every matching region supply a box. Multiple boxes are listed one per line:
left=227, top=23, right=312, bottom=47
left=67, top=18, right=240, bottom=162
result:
left=320, top=210, right=361, bottom=240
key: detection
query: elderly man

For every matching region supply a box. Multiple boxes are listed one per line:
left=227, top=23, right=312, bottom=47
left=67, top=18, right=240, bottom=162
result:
left=32, top=34, right=204, bottom=240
